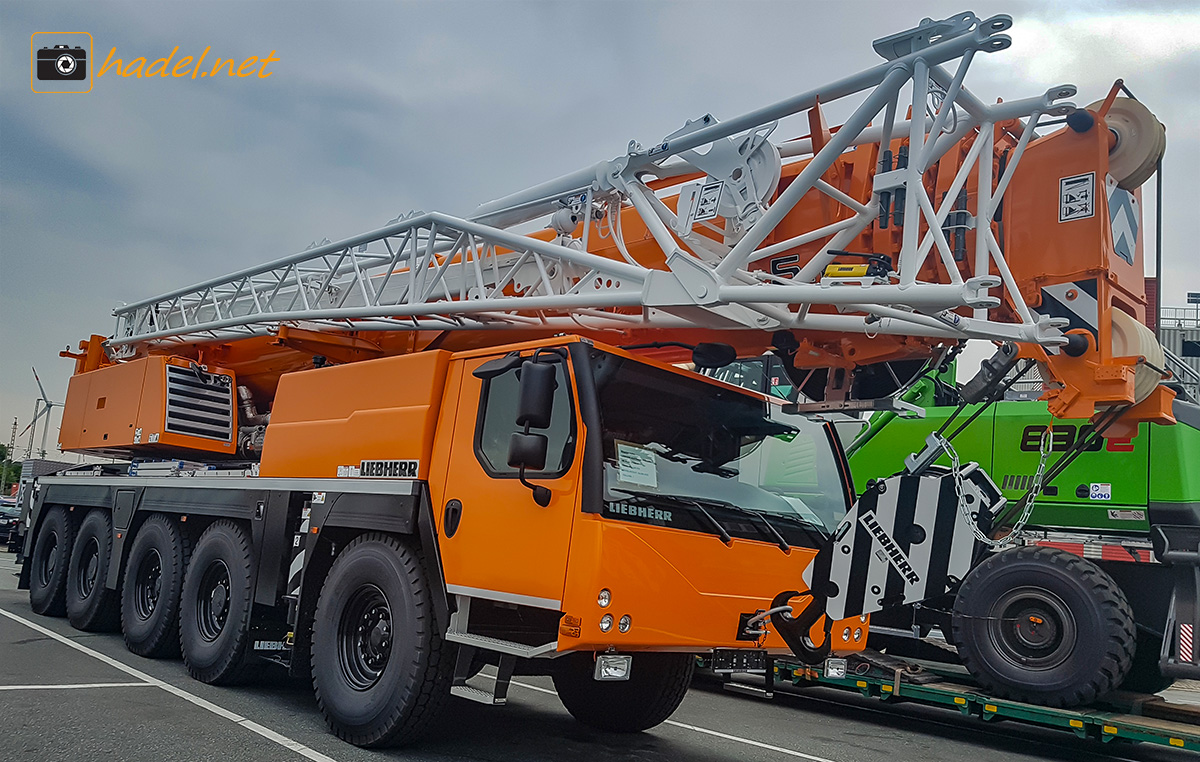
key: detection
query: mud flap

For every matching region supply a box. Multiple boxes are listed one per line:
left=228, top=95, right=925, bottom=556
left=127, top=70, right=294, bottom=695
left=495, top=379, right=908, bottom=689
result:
left=773, top=464, right=1002, bottom=663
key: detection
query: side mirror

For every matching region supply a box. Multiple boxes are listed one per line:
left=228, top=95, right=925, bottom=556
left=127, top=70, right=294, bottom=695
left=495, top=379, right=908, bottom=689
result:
left=508, top=432, right=552, bottom=507
left=516, top=360, right=556, bottom=429
left=508, top=432, right=548, bottom=471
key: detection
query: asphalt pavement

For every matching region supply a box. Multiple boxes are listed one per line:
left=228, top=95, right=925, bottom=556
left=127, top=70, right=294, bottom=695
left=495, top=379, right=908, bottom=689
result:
left=0, top=550, right=1194, bottom=762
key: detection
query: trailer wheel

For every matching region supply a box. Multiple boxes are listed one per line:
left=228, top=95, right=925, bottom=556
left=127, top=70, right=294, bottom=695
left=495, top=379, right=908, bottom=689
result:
left=180, top=520, right=255, bottom=684
left=311, top=533, right=452, bottom=747
left=29, top=506, right=76, bottom=617
left=552, top=652, right=694, bottom=732
left=953, top=547, right=1135, bottom=707
left=66, top=510, right=121, bottom=632
left=122, top=514, right=190, bottom=657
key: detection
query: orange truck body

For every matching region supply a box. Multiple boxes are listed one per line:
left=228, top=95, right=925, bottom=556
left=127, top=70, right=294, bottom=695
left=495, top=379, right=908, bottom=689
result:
left=260, top=336, right=861, bottom=655
left=56, top=335, right=864, bottom=656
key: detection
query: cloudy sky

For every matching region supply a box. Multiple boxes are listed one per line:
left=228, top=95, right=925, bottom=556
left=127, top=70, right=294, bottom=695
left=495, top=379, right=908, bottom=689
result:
left=1, top=0, right=1198, bottom=460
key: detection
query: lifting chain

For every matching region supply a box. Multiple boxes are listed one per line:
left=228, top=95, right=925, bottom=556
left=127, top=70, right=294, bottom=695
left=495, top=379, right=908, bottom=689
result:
left=934, top=418, right=1052, bottom=549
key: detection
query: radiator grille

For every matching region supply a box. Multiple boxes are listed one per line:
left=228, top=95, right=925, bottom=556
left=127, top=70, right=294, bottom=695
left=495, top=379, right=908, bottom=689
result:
left=164, top=365, right=234, bottom=441
left=1001, top=474, right=1037, bottom=492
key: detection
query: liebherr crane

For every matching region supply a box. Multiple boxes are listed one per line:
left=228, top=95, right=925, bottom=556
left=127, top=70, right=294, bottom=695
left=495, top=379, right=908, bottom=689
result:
left=19, top=11, right=1195, bottom=750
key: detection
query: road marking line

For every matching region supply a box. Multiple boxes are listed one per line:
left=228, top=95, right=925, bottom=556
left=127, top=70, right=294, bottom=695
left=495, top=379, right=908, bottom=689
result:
left=0, top=607, right=338, bottom=762
left=663, top=719, right=838, bottom=762
left=0, top=682, right=154, bottom=691
left=476, top=672, right=839, bottom=762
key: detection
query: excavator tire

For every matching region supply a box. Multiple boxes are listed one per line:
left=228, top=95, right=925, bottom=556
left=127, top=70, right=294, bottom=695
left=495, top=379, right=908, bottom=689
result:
left=553, top=651, right=694, bottom=732
left=29, top=505, right=76, bottom=617
left=311, top=533, right=452, bottom=747
left=952, top=546, right=1135, bottom=707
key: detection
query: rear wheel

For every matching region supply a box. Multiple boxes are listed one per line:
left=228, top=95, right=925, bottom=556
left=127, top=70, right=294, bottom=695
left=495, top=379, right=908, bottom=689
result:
left=953, top=547, right=1135, bottom=707
left=66, top=510, right=121, bottom=632
left=29, top=506, right=75, bottom=617
left=180, top=520, right=255, bottom=684
left=553, top=652, right=694, bottom=732
left=311, top=533, right=452, bottom=747
left=121, top=514, right=190, bottom=657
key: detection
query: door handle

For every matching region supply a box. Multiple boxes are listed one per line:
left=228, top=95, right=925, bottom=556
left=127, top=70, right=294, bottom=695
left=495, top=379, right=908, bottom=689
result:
left=443, top=499, right=463, bottom=538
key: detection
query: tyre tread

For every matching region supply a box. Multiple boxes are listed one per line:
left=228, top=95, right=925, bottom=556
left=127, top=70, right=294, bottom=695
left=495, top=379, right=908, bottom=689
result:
left=181, top=519, right=255, bottom=684
left=66, top=509, right=121, bottom=632
left=121, top=513, right=190, bottom=658
left=952, top=546, right=1135, bottom=707
left=311, top=533, right=453, bottom=747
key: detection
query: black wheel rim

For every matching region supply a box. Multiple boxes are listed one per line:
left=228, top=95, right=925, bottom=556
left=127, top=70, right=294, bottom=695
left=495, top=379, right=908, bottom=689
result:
left=39, top=530, right=59, bottom=587
left=196, top=560, right=232, bottom=642
left=337, top=584, right=393, bottom=691
left=134, top=549, right=163, bottom=621
left=988, top=586, right=1077, bottom=671
left=76, top=537, right=100, bottom=600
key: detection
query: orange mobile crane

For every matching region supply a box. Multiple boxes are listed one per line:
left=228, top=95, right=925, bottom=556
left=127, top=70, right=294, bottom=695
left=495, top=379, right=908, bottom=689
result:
left=19, top=11, right=1193, bottom=749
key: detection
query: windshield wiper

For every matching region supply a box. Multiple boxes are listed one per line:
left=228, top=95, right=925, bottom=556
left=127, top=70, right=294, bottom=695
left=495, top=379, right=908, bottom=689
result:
left=612, top=489, right=733, bottom=545
left=611, top=490, right=816, bottom=552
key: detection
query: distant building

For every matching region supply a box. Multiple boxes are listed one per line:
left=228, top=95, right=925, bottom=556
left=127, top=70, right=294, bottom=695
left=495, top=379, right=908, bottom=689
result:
left=1161, top=304, right=1200, bottom=400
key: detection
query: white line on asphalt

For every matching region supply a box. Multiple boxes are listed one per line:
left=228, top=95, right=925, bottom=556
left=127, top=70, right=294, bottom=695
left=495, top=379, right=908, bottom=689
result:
left=0, top=682, right=154, bottom=691
left=662, top=719, right=839, bottom=762
left=0, top=607, right=339, bottom=762
left=475, top=671, right=839, bottom=762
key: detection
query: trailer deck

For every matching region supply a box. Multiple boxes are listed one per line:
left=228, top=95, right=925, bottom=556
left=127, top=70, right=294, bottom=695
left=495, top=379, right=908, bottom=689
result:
left=717, top=657, right=1200, bottom=752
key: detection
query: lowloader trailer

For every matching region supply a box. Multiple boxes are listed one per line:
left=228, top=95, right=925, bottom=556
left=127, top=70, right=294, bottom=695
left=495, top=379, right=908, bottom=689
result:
left=713, top=655, right=1200, bottom=752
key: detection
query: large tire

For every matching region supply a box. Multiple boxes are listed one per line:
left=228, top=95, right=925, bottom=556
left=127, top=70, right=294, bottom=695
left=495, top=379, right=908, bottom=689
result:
left=180, top=520, right=255, bottom=684
left=952, top=547, right=1135, bottom=707
left=29, top=506, right=76, bottom=617
left=66, top=510, right=121, bottom=632
left=121, top=514, right=190, bottom=658
left=311, top=533, right=452, bottom=747
left=553, top=651, right=694, bottom=732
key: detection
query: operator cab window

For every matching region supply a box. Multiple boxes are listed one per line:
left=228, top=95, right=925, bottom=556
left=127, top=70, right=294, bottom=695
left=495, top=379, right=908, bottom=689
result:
left=475, top=361, right=576, bottom=477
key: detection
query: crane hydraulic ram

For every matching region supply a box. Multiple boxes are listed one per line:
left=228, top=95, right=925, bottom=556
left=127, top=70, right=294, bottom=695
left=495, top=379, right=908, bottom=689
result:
left=24, top=10, right=1181, bottom=748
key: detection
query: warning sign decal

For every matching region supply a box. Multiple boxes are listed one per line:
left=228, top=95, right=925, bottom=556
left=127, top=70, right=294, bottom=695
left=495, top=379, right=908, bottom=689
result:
left=1059, top=172, right=1095, bottom=222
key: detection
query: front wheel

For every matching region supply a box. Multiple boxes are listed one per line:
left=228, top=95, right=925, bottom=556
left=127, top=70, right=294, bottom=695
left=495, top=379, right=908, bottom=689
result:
left=553, top=652, right=694, bottom=732
left=952, top=547, right=1135, bottom=707
left=311, top=533, right=452, bottom=747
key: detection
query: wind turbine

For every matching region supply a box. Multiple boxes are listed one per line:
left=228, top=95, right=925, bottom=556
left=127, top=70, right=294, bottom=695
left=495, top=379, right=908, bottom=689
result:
left=21, top=368, right=63, bottom=460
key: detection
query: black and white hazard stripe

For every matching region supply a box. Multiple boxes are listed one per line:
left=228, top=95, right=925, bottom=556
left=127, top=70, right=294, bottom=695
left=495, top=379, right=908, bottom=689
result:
left=1036, top=279, right=1100, bottom=338
left=817, top=465, right=999, bottom=621
left=287, top=508, right=311, bottom=597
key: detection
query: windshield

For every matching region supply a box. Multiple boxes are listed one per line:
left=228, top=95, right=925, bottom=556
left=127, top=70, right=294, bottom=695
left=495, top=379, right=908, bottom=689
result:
left=588, top=350, right=851, bottom=544
left=705, top=354, right=802, bottom=403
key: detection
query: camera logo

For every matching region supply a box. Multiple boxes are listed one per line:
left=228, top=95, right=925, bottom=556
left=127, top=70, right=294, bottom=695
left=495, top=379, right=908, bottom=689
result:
left=31, top=33, right=93, bottom=93
left=38, top=45, right=87, bottom=80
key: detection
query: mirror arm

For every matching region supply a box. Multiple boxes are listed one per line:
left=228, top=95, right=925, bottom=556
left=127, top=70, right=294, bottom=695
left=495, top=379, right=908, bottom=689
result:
left=518, top=466, right=552, bottom=507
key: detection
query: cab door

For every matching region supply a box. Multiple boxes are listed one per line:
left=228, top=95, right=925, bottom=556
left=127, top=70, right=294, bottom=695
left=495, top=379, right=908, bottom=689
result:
left=436, top=352, right=581, bottom=611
